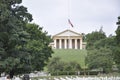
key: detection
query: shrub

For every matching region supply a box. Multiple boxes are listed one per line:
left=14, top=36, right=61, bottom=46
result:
left=47, top=57, right=81, bottom=75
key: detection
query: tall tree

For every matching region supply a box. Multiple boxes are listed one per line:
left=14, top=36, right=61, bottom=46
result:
left=0, top=0, right=32, bottom=78
left=25, top=23, right=53, bottom=71
left=86, top=48, right=113, bottom=73
left=114, top=16, right=120, bottom=71
left=0, top=0, right=53, bottom=78
left=85, top=28, right=114, bottom=73
left=86, top=27, right=106, bottom=49
left=116, top=16, right=120, bottom=45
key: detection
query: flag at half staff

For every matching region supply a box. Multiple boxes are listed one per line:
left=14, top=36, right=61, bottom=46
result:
left=68, top=19, right=74, bottom=27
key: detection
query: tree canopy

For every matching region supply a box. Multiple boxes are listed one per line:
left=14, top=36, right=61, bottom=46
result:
left=0, top=0, right=53, bottom=78
left=85, top=28, right=114, bottom=73
left=115, top=16, right=120, bottom=45
left=113, top=16, right=120, bottom=71
left=86, top=27, right=106, bottom=49
left=25, top=23, right=53, bottom=71
left=86, top=48, right=113, bottom=73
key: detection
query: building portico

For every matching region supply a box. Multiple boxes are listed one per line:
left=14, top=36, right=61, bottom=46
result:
left=54, top=37, right=82, bottom=49
left=52, top=29, right=83, bottom=49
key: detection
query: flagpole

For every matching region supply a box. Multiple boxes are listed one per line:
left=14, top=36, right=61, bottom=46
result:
left=67, top=0, right=70, bottom=20
left=67, top=0, right=70, bottom=49
left=67, top=0, right=73, bottom=49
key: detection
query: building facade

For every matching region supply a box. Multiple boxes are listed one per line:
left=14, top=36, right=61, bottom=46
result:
left=50, top=29, right=86, bottom=49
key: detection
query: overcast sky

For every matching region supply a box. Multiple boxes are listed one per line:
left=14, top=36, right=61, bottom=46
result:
left=22, top=0, right=120, bottom=36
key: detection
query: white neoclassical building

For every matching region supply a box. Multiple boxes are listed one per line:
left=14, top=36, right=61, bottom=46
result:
left=50, top=29, right=86, bottom=49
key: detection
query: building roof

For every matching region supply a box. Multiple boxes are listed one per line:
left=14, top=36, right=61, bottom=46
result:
left=53, top=29, right=82, bottom=37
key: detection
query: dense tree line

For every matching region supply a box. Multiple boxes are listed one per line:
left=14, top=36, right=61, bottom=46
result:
left=0, top=0, right=53, bottom=78
left=114, top=16, right=120, bottom=71
left=86, top=17, right=120, bottom=73
left=86, top=28, right=114, bottom=73
left=86, top=27, right=106, bottom=50
left=85, top=27, right=116, bottom=73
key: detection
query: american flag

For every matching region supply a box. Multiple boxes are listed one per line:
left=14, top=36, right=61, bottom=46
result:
left=68, top=19, right=74, bottom=27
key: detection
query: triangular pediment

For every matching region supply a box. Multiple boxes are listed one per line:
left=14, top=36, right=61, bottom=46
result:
left=53, top=29, right=82, bottom=37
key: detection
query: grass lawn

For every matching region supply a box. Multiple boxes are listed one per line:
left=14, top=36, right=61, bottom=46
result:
left=51, top=49, right=87, bottom=68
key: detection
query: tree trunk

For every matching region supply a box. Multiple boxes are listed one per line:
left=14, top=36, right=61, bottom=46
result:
left=9, top=70, right=14, bottom=79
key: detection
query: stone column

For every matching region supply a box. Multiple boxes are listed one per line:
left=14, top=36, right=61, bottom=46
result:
left=80, top=39, right=82, bottom=49
left=69, top=39, right=72, bottom=49
left=75, top=39, right=77, bottom=49
left=59, top=39, right=62, bottom=49
left=54, top=39, right=56, bottom=49
left=64, top=39, right=67, bottom=49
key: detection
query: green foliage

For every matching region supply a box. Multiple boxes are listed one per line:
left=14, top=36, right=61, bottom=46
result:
left=0, top=0, right=53, bottom=77
left=113, top=16, right=120, bottom=71
left=47, top=57, right=65, bottom=72
left=65, top=61, right=81, bottom=71
left=116, top=16, right=120, bottom=45
left=0, top=0, right=32, bottom=77
left=47, top=57, right=81, bottom=75
left=82, top=33, right=86, bottom=42
left=86, top=48, right=113, bottom=73
left=85, top=28, right=115, bottom=73
left=94, top=36, right=116, bottom=49
left=86, top=27, right=106, bottom=49
left=25, top=23, right=53, bottom=71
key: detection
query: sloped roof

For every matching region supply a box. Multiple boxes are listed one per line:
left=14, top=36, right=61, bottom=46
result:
left=53, top=29, right=82, bottom=37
